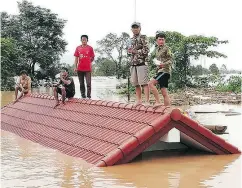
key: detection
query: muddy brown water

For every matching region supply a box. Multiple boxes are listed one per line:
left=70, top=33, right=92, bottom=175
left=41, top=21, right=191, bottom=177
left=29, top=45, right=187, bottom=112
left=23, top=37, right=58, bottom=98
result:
left=1, top=77, right=241, bottom=188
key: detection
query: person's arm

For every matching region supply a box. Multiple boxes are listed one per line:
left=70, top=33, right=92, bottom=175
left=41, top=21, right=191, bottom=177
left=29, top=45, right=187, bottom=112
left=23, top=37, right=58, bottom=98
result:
left=74, top=47, right=79, bottom=71
left=90, top=47, right=95, bottom=62
left=27, top=77, right=31, bottom=91
left=16, top=76, right=22, bottom=88
left=135, top=35, right=149, bottom=56
left=60, top=74, right=71, bottom=85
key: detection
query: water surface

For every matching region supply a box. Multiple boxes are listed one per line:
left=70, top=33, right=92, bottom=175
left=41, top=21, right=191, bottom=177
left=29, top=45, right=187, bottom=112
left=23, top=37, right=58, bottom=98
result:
left=1, top=76, right=241, bottom=188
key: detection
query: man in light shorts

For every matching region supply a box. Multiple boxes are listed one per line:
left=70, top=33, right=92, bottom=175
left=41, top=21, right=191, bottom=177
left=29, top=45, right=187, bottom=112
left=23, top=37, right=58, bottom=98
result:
left=128, top=22, right=150, bottom=106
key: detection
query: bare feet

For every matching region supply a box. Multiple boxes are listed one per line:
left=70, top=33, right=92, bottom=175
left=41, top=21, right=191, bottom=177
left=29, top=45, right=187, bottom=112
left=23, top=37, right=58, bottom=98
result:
left=152, top=103, right=163, bottom=109
left=13, top=99, right=18, bottom=104
left=143, top=102, right=151, bottom=107
left=133, top=101, right=142, bottom=108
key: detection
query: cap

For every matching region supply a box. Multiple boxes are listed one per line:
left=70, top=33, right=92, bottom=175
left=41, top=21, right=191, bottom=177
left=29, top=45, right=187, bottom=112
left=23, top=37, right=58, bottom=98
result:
left=131, top=22, right=141, bottom=28
left=155, top=31, right=166, bottom=39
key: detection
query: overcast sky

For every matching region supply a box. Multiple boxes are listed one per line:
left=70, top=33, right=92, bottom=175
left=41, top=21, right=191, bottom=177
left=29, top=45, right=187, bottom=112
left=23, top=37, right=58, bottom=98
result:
left=1, top=0, right=242, bottom=70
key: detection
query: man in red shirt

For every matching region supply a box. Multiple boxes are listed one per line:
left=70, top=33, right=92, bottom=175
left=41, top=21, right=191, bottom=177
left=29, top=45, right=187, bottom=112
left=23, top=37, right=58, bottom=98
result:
left=74, top=35, right=95, bottom=99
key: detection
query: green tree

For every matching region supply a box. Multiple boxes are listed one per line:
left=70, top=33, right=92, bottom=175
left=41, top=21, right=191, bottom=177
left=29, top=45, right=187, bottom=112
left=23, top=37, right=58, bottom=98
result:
left=95, top=32, right=130, bottom=78
left=220, top=64, right=228, bottom=74
left=1, top=0, right=67, bottom=76
left=149, top=31, right=228, bottom=87
left=189, top=65, right=203, bottom=76
left=93, top=57, right=116, bottom=76
left=209, top=63, right=220, bottom=75
left=1, top=38, right=23, bottom=90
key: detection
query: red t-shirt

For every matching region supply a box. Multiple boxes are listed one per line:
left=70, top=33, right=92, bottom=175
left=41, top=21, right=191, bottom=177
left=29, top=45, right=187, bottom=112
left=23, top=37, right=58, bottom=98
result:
left=74, top=45, right=95, bottom=71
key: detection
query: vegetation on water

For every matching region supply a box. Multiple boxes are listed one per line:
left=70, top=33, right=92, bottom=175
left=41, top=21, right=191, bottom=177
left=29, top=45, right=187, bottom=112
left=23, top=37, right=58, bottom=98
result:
left=1, top=0, right=241, bottom=93
left=216, top=76, right=242, bottom=93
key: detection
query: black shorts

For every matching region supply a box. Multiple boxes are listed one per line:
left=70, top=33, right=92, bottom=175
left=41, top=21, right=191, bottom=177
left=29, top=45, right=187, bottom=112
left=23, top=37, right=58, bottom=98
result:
left=57, top=87, right=75, bottom=98
left=153, top=72, right=170, bottom=88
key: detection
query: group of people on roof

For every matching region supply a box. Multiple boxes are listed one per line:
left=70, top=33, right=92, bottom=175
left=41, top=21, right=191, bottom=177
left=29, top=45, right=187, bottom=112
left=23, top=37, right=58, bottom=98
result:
left=15, top=22, right=173, bottom=108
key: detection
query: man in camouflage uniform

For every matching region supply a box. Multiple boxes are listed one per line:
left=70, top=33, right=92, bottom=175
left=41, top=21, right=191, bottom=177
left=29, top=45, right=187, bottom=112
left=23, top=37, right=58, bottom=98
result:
left=148, top=32, right=172, bottom=106
left=128, top=22, right=150, bottom=106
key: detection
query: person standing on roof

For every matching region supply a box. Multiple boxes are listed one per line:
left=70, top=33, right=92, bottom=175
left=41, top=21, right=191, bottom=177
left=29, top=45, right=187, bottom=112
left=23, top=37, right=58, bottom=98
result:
left=148, top=32, right=173, bottom=106
left=53, top=68, right=75, bottom=107
left=74, top=35, right=95, bottom=99
left=128, top=22, right=150, bottom=106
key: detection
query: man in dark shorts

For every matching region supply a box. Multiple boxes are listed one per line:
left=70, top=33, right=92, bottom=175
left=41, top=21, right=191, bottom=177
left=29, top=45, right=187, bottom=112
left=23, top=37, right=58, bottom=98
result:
left=53, top=68, right=75, bottom=107
left=148, top=32, right=173, bottom=106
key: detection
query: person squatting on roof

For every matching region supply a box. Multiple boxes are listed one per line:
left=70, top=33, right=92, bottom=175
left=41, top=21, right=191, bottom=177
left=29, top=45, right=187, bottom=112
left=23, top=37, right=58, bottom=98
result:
left=148, top=31, right=173, bottom=107
left=53, top=68, right=75, bottom=107
left=14, top=70, right=31, bottom=103
left=74, top=35, right=95, bottom=99
left=128, top=22, right=150, bottom=107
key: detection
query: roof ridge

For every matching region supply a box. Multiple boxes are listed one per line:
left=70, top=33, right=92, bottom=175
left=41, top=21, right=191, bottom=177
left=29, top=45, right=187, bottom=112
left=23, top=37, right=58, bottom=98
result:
left=28, top=93, right=173, bottom=114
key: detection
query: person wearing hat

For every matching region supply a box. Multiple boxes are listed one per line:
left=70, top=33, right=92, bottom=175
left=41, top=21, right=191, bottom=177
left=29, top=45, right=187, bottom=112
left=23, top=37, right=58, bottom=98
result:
left=148, top=32, right=173, bottom=107
left=128, top=22, right=150, bottom=106
left=74, top=35, right=95, bottom=99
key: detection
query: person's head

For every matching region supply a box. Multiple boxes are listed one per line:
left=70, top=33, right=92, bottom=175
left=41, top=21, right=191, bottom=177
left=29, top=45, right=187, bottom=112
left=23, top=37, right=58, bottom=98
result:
left=61, top=68, right=68, bottom=78
left=81, top=35, right=88, bottom=46
left=20, top=70, right=28, bottom=79
left=131, top=22, right=141, bottom=35
left=156, top=31, right=166, bottom=46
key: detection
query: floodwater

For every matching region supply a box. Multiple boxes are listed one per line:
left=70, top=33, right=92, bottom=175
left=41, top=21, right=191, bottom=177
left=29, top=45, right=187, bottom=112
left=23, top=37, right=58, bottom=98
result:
left=1, top=76, right=242, bottom=188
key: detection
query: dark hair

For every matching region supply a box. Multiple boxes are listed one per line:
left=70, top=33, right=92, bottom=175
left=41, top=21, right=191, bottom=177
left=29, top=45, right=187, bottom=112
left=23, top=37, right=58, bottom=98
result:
left=61, top=67, right=69, bottom=73
left=156, top=32, right=166, bottom=39
left=81, top=35, right=88, bottom=41
left=20, top=70, right=27, bottom=75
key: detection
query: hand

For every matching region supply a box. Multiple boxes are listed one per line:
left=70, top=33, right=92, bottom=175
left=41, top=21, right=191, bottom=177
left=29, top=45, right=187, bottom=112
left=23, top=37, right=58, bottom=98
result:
left=131, top=49, right=138, bottom=54
left=74, top=68, right=77, bottom=72
left=128, top=48, right=137, bottom=54
left=160, top=63, right=165, bottom=68
left=153, top=58, right=161, bottom=66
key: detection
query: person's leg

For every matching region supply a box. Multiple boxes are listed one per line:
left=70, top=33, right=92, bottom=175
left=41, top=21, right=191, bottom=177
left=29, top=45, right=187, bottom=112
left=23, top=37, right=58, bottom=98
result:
left=137, top=65, right=150, bottom=105
left=130, top=66, right=142, bottom=105
left=53, top=87, right=60, bottom=106
left=160, top=73, right=171, bottom=106
left=15, top=86, right=21, bottom=100
left=161, top=88, right=170, bottom=106
left=77, top=71, right=86, bottom=98
left=85, top=71, right=92, bottom=99
left=61, top=87, right=66, bottom=104
left=148, top=79, right=161, bottom=104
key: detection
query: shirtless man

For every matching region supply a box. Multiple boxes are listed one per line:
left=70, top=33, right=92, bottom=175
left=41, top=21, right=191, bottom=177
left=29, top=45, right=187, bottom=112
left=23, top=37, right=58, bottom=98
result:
left=14, top=70, right=31, bottom=102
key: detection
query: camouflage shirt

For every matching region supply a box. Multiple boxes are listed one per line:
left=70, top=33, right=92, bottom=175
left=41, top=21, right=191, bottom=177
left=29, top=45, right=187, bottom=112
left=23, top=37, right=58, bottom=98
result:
left=130, top=34, right=149, bottom=66
left=154, top=45, right=173, bottom=74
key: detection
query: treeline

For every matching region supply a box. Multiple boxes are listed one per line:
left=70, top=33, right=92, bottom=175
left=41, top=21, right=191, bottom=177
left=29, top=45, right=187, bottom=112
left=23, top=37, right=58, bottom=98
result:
left=1, top=0, right=67, bottom=90
left=1, top=0, right=241, bottom=92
